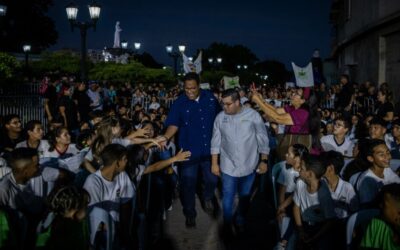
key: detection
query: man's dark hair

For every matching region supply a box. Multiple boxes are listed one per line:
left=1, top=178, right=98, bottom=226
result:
left=341, top=74, right=349, bottom=82
left=9, top=147, right=38, bottom=173
left=304, top=155, right=326, bottom=179
left=183, top=72, right=200, bottom=85
left=3, top=114, right=20, bottom=125
left=369, top=116, right=387, bottom=128
left=334, top=117, right=351, bottom=130
left=221, top=89, right=240, bottom=102
left=366, top=139, right=387, bottom=157
left=89, top=110, right=104, bottom=119
left=321, top=150, right=344, bottom=174
left=101, top=144, right=127, bottom=167
left=375, top=183, right=400, bottom=206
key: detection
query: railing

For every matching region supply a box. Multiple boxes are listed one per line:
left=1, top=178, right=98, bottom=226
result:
left=131, top=96, right=176, bottom=112
left=0, top=95, right=48, bottom=129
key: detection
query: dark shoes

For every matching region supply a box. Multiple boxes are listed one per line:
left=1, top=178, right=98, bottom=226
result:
left=185, top=217, right=196, bottom=228
left=204, top=199, right=215, bottom=215
left=203, top=198, right=220, bottom=218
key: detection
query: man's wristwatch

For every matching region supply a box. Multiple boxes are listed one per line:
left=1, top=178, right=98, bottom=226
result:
left=260, top=159, right=268, bottom=164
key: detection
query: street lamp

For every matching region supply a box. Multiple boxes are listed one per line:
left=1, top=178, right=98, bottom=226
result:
left=66, top=1, right=101, bottom=83
left=166, top=44, right=185, bottom=76
left=0, top=4, right=6, bottom=16
left=121, top=40, right=128, bottom=49
left=134, top=42, right=141, bottom=50
left=23, top=44, right=31, bottom=68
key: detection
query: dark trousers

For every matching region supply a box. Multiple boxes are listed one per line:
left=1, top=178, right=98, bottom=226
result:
left=179, top=160, right=218, bottom=218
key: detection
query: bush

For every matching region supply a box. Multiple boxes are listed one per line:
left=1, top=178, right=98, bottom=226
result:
left=89, top=61, right=175, bottom=84
left=0, top=52, right=20, bottom=81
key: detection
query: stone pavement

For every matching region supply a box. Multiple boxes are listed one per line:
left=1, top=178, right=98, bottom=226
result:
left=151, top=186, right=277, bottom=250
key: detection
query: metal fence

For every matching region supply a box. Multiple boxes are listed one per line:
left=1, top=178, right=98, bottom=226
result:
left=131, top=97, right=175, bottom=112
left=0, top=95, right=47, bottom=128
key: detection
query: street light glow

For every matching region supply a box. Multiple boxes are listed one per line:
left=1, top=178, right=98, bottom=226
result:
left=166, top=45, right=173, bottom=53
left=216, top=57, right=222, bottom=63
left=134, top=42, right=141, bottom=50
left=0, top=5, right=7, bottom=16
left=178, top=45, right=186, bottom=53
left=88, top=2, right=101, bottom=20
left=66, top=2, right=78, bottom=20
left=121, top=41, right=128, bottom=49
left=23, top=45, right=31, bottom=53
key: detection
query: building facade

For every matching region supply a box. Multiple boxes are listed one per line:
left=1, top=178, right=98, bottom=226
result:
left=330, top=0, right=400, bottom=101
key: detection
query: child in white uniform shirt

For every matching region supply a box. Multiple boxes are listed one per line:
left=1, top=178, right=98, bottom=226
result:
left=83, top=144, right=133, bottom=248
left=320, top=117, right=354, bottom=157
left=356, top=139, right=400, bottom=207
left=275, top=144, right=309, bottom=250
left=293, top=156, right=337, bottom=250
left=322, top=151, right=358, bottom=219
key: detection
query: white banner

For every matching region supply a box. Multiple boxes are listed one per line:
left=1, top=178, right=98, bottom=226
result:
left=222, top=76, right=240, bottom=90
left=182, top=51, right=202, bottom=74
left=200, top=83, right=210, bottom=89
left=291, top=62, right=314, bottom=87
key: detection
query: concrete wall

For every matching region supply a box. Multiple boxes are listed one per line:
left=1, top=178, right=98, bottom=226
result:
left=332, top=0, right=400, bottom=101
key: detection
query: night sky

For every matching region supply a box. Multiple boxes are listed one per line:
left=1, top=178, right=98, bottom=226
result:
left=48, top=0, right=332, bottom=69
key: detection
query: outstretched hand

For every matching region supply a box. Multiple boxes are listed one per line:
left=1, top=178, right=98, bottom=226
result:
left=174, top=149, right=191, bottom=162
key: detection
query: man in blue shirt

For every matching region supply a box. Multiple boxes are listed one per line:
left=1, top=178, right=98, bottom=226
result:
left=161, top=72, right=221, bottom=228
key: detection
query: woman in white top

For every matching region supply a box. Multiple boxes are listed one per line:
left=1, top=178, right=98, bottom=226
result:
left=43, top=127, right=79, bottom=159
left=148, top=96, right=160, bottom=111
left=16, top=120, right=50, bottom=158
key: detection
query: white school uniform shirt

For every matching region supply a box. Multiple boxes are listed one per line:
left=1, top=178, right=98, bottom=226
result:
left=277, top=162, right=299, bottom=194
left=148, top=102, right=160, bottom=111
left=323, top=178, right=358, bottom=219
left=357, top=167, right=400, bottom=204
left=16, top=140, right=50, bottom=159
left=84, top=170, right=135, bottom=222
left=293, top=179, right=336, bottom=223
left=43, top=144, right=80, bottom=158
left=357, top=168, right=400, bottom=189
left=0, top=172, right=57, bottom=214
left=320, top=135, right=354, bottom=157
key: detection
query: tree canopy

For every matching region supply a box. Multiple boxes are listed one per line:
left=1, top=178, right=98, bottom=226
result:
left=0, top=0, right=58, bottom=53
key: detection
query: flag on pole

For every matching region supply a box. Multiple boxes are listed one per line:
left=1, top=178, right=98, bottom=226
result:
left=291, top=62, right=314, bottom=87
left=182, top=51, right=203, bottom=74
left=222, top=76, right=240, bottom=90
left=200, top=83, right=210, bottom=89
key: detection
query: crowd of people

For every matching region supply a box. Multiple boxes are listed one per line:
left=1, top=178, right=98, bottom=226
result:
left=0, top=72, right=399, bottom=250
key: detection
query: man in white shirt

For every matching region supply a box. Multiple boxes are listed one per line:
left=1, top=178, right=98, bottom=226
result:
left=83, top=143, right=134, bottom=248
left=211, top=89, right=269, bottom=234
left=320, top=117, right=354, bottom=157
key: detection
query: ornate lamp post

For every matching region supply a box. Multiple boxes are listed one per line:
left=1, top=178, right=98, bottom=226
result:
left=166, top=44, right=185, bottom=76
left=0, top=4, right=7, bottom=16
left=23, top=44, right=31, bottom=68
left=66, top=1, right=101, bottom=82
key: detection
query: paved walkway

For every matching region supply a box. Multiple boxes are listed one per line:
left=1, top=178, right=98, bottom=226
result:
left=152, top=188, right=277, bottom=250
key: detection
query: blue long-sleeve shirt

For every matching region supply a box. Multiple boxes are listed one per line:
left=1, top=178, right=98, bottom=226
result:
left=165, top=90, right=221, bottom=164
